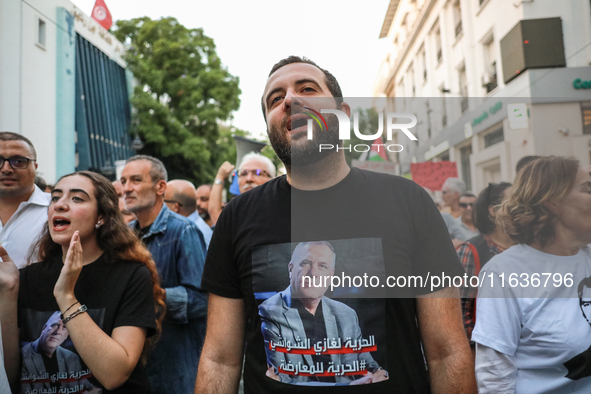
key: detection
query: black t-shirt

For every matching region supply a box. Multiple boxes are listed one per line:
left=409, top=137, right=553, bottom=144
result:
left=136, top=224, right=152, bottom=241
left=18, top=254, right=157, bottom=394
left=202, top=168, right=464, bottom=393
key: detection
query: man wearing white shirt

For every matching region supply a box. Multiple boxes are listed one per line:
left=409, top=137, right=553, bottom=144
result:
left=0, top=132, right=50, bottom=268
left=164, top=179, right=213, bottom=249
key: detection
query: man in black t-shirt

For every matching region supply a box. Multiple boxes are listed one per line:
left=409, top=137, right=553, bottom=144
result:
left=196, top=56, right=475, bottom=393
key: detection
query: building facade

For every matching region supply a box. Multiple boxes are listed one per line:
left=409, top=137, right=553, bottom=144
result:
left=373, top=0, right=591, bottom=193
left=0, top=0, right=134, bottom=184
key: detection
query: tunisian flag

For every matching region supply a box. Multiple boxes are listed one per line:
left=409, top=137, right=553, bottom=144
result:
left=91, top=0, right=112, bottom=30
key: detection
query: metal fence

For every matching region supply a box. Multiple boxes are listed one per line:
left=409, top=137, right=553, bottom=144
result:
left=75, top=34, right=134, bottom=177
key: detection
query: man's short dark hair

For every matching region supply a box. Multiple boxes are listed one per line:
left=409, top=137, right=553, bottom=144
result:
left=261, top=56, right=344, bottom=122
left=578, top=276, right=591, bottom=300
left=126, top=155, right=168, bottom=183
left=474, top=182, right=512, bottom=235
left=515, top=156, right=540, bottom=174
left=0, top=131, right=37, bottom=159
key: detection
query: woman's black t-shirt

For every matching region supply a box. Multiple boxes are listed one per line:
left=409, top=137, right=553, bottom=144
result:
left=18, top=254, right=157, bottom=393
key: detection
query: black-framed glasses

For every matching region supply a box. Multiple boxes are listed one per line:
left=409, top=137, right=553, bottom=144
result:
left=459, top=202, right=474, bottom=208
left=164, top=199, right=183, bottom=206
left=0, top=156, right=35, bottom=170
left=238, top=169, right=271, bottom=178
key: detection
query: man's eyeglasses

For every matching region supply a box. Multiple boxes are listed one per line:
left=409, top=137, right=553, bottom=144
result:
left=459, top=202, right=474, bottom=208
left=237, top=169, right=271, bottom=178
left=0, top=156, right=35, bottom=170
left=164, top=200, right=183, bottom=207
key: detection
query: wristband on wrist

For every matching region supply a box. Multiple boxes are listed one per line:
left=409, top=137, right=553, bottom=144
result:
left=62, top=304, right=87, bottom=325
left=60, top=301, right=80, bottom=320
left=214, top=178, right=224, bottom=185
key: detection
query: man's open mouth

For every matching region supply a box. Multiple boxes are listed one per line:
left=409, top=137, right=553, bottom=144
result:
left=288, top=113, right=312, bottom=133
left=289, top=117, right=308, bottom=131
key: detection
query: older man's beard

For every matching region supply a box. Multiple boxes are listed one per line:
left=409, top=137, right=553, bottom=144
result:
left=268, top=113, right=340, bottom=168
left=126, top=192, right=157, bottom=215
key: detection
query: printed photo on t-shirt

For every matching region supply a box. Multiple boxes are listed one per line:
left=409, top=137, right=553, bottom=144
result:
left=19, top=308, right=105, bottom=394
left=252, top=238, right=389, bottom=386
left=564, top=275, right=591, bottom=380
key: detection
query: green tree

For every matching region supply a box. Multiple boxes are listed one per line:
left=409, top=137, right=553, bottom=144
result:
left=343, top=107, right=382, bottom=165
left=213, top=126, right=282, bottom=178
left=114, top=17, right=241, bottom=184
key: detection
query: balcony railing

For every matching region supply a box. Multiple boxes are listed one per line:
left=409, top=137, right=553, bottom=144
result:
left=484, top=73, right=498, bottom=93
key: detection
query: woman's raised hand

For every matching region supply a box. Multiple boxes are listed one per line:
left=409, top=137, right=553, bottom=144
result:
left=0, top=245, right=19, bottom=292
left=53, top=231, right=83, bottom=306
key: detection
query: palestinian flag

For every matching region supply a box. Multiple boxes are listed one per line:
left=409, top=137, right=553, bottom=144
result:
left=368, top=136, right=389, bottom=161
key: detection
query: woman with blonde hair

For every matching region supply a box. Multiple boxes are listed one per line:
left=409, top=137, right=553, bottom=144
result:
left=472, top=156, right=591, bottom=393
left=0, top=171, right=165, bottom=393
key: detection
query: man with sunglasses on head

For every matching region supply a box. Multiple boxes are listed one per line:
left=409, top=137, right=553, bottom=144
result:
left=209, top=153, right=276, bottom=226
left=0, top=132, right=50, bottom=269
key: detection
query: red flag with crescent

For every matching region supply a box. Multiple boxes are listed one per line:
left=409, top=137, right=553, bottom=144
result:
left=91, top=0, right=112, bottom=30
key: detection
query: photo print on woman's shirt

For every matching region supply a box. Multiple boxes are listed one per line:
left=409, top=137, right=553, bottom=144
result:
left=19, top=308, right=105, bottom=394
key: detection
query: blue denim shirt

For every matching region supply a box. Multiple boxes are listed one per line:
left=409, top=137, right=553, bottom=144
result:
left=130, top=204, right=207, bottom=393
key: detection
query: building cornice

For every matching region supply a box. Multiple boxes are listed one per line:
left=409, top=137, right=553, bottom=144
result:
left=379, top=0, right=402, bottom=38
left=384, top=0, right=437, bottom=92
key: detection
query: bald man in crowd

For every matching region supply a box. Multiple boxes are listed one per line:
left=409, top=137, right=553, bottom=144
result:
left=164, top=179, right=213, bottom=248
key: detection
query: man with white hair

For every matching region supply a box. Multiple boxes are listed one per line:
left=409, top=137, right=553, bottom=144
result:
left=208, top=152, right=276, bottom=226
left=440, top=177, right=466, bottom=218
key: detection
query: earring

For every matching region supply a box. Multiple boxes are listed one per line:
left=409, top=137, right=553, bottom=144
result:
left=95, top=221, right=101, bottom=229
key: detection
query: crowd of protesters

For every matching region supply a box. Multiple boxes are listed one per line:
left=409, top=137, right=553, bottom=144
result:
left=0, top=130, right=275, bottom=393
left=1, top=56, right=591, bottom=394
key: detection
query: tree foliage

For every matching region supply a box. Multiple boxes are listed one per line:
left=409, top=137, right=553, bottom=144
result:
left=343, top=107, right=381, bottom=165
left=114, top=17, right=241, bottom=184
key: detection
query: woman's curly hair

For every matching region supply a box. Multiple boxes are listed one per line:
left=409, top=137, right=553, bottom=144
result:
left=29, top=171, right=166, bottom=363
left=499, top=156, right=579, bottom=247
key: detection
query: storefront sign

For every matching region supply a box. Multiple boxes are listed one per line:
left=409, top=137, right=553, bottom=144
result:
left=573, top=78, right=591, bottom=89
left=424, top=140, right=450, bottom=161
left=508, top=103, right=528, bottom=129
left=472, top=101, right=503, bottom=126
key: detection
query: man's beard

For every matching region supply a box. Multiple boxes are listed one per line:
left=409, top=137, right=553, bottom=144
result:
left=268, top=112, right=340, bottom=168
left=126, top=192, right=157, bottom=215
left=199, top=210, right=210, bottom=221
